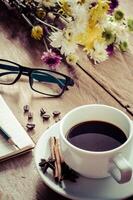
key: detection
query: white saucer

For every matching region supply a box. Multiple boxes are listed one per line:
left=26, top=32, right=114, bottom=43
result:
left=34, top=122, right=133, bottom=200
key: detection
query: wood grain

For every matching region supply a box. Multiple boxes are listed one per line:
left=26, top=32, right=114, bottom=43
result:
left=0, top=1, right=133, bottom=199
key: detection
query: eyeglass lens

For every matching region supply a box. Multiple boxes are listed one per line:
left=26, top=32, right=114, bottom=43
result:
left=0, top=60, right=20, bottom=84
left=31, top=70, right=66, bottom=96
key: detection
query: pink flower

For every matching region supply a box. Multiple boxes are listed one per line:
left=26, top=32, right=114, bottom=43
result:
left=41, top=50, right=62, bottom=69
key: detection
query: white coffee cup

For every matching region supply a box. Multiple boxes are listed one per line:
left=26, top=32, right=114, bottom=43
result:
left=59, top=104, right=133, bottom=184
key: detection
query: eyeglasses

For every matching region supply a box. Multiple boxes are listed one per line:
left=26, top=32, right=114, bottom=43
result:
left=0, top=59, right=74, bottom=97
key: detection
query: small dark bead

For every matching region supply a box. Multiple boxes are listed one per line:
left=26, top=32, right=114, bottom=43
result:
left=53, top=111, right=61, bottom=117
left=42, top=114, right=50, bottom=120
left=26, top=123, right=35, bottom=130
left=23, top=105, right=30, bottom=113
left=26, top=123, right=35, bottom=127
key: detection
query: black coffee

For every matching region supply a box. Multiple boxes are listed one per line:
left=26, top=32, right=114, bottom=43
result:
left=66, top=121, right=127, bottom=152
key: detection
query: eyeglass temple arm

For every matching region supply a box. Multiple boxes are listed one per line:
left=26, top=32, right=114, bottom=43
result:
left=32, top=72, right=74, bottom=88
left=0, top=64, right=74, bottom=87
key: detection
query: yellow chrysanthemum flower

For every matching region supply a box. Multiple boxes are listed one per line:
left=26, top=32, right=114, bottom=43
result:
left=75, top=0, right=108, bottom=52
left=31, top=25, right=43, bottom=40
left=58, top=0, right=72, bottom=16
left=76, top=25, right=104, bottom=52
left=89, top=0, right=109, bottom=28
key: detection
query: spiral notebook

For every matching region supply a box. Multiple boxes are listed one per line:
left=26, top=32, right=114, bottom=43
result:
left=0, top=95, right=35, bottom=162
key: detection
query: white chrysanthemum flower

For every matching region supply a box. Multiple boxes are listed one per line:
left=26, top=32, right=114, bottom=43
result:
left=100, top=15, right=117, bottom=33
left=104, top=21, right=118, bottom=34
left=49, top=29, right=78, bottom=56
left=100, top=15, right=129, bottom=45
left=70, top=4, right=89, bottom=34
left=41, top=0, right=56, bottom=7
left=49, top=30, right=63, bottom=48
left=60, top=39, right=78, bottom=56
left=115, top=25, right=129, bottom=43
left=89, top=41, right=108, bottom=64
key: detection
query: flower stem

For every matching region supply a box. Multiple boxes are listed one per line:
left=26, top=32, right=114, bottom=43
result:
left=43, top=37, right=49, bottom=52
left=35, top=17, right=60, bottom=31
left=52, top=12, right=69, bottom=23
left=21, top=13, right=33, bottom=27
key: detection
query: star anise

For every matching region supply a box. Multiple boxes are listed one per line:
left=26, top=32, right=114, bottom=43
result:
left=39, top=158, right=55, bottom=174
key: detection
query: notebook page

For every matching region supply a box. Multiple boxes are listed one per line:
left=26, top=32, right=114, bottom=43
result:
left=0, top=95, right=34, bottom=158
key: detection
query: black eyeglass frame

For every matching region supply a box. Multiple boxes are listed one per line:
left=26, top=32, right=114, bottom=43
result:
left=0, top=59, right=74, bottom=97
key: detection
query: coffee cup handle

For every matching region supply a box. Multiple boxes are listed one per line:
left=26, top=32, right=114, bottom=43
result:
left=109, top=154, right=132, bottom=184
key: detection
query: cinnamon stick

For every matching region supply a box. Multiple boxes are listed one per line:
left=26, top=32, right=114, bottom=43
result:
left=56, top=138, right=64, bottom=163
left=53, top=137, right=62, bottom=182
left=49, top=137, right=58, bottom=182
left=48, top=137, right=79, bottom=183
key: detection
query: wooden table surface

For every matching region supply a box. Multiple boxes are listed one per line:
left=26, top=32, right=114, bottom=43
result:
left=0, top=1, right=133, bottom=199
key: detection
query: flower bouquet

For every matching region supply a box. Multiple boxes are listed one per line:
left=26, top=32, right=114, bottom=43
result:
left=2, top=0, right=133, bottom=69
